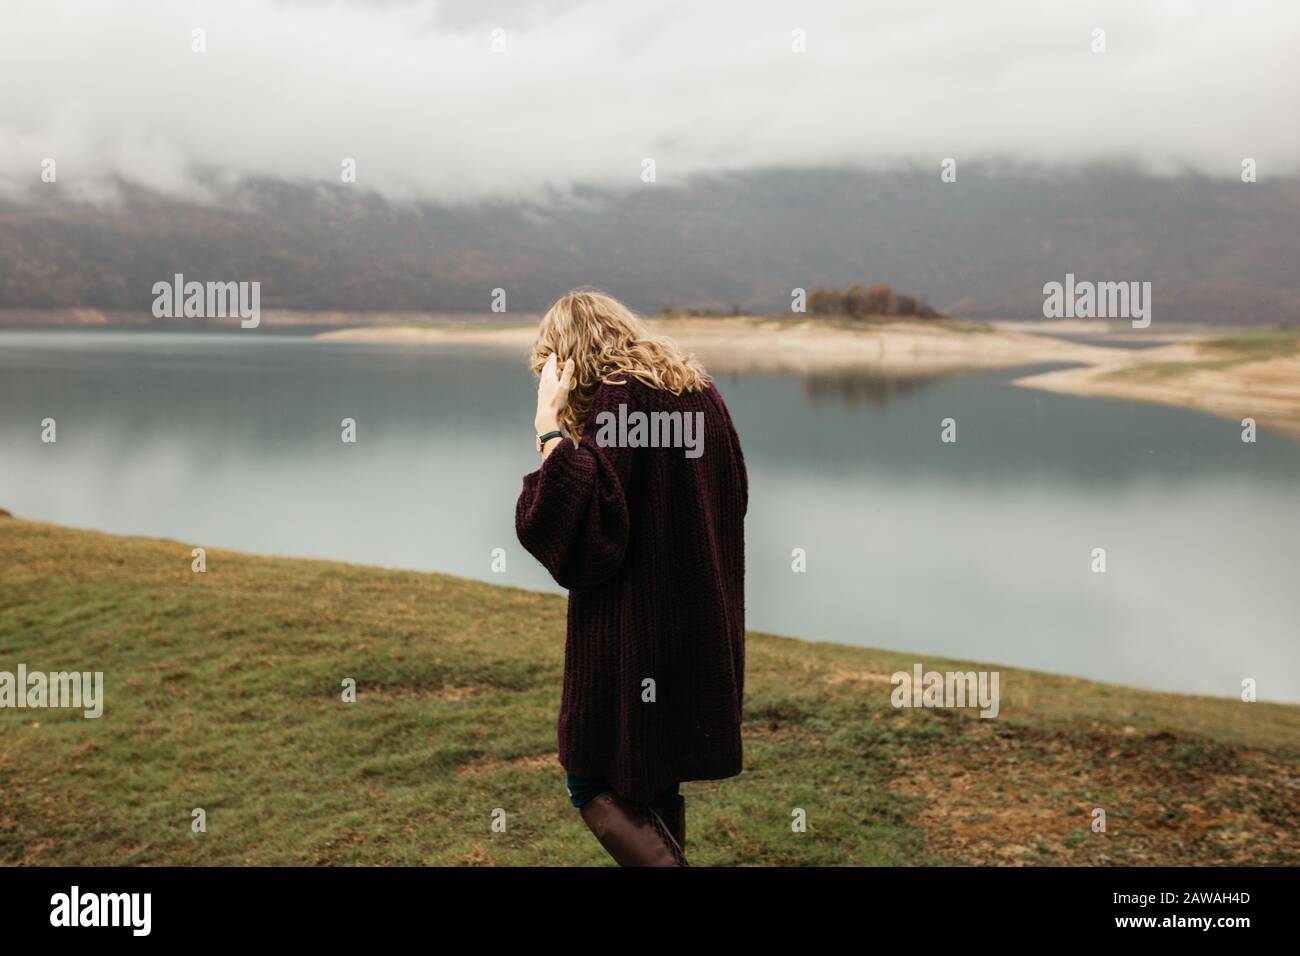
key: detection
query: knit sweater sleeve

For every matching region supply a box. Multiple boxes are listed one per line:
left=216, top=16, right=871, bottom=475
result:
left=515, top=382, right=637, bottom=591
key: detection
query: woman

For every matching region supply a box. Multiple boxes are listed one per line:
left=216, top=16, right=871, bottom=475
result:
left=515, top=289, right=748, bottom=867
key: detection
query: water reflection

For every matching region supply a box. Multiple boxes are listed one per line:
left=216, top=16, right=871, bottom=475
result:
left=800, top=369, right=947, bottom=408
left=2, top=332, right=1298, bottom=702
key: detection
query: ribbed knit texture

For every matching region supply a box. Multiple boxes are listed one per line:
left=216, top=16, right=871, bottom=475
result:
left=516, top=376, right=747, bottom=802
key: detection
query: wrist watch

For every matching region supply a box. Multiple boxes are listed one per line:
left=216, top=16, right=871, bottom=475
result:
left=536, top=429, right=564, bottom=452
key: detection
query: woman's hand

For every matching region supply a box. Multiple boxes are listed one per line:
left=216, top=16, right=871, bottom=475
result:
left=535, top=353, right=575, bottom=434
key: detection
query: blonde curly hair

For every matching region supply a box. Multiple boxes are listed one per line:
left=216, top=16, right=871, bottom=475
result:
left=530, top=288, right=710, bottom=440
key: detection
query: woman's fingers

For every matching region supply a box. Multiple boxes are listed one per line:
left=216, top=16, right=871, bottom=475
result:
left=537, top=355, right=572, bottom=425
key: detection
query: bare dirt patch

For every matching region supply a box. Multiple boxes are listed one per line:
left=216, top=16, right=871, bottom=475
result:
left=892, top=722, right=1299, bottom=865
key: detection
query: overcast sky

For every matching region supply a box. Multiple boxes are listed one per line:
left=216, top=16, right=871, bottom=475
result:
left=2, top=0, right=1297, bottom=202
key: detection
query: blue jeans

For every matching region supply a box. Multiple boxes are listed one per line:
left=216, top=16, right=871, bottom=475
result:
left=566, top=772, right=679, bottom=810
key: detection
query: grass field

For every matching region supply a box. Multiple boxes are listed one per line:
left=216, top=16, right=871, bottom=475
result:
left=1, top=517, right=1296, bottom=866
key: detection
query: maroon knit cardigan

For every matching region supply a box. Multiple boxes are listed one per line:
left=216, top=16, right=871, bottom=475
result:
left=516, top=375, right=747, bottom=802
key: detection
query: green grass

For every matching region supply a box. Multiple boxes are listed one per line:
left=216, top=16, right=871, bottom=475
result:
left=1105, top=328, right=1300, bottom=382
left=1199, top=327, right=1300, bottom=360
left=1, top=518, right=1296, bottom=866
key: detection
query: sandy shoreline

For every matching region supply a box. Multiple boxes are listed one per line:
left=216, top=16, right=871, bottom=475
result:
left=5, top=309, right=1294, bottom=436
left=317, top=316, right=1300, bottom=437
left=1014, top=344, right=1300, bottom=437
left=316, top=316, right=1123, bottom=375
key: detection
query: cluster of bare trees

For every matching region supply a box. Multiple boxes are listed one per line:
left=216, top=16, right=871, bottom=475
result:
left=807, top=283, right=943, bottom=319
left=657, top=284, right=944, bottom=319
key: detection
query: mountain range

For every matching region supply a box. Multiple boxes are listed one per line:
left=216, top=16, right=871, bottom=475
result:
left=2, top=165, right=1297, bottom=324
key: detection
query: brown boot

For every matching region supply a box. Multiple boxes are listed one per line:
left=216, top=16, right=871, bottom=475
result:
left=651, top=793, right=686, bottom=852
left=580, top=792, right=688, bottom=867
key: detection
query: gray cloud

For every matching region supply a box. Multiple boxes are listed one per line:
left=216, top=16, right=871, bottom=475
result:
left=2, top=0, right=1297, bottom=202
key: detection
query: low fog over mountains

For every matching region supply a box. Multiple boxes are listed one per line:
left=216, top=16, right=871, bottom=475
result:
left=3, top=166, right=1298, bottom=324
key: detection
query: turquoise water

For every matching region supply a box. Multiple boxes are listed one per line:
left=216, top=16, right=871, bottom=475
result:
left=2, top=331, right=1297, bottom=702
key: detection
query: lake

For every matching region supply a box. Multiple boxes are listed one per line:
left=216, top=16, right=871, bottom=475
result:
left=2, top=330, right=1297, bottom=703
